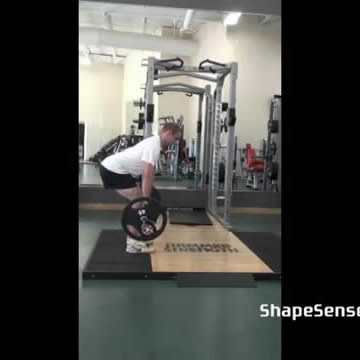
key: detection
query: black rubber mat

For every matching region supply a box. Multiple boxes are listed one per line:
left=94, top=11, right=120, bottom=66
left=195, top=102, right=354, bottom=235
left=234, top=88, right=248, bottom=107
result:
left=233, top=232, right=281, bottom=273
left=176, top=273, right=257, bottom=288
left=82, top=230, right=152, bottom=279
left=168, top=209, right=213, bottom=225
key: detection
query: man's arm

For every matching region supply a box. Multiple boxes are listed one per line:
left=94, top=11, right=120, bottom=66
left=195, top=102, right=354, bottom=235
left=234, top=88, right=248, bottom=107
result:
left=142, top=163, right=155, bottom=198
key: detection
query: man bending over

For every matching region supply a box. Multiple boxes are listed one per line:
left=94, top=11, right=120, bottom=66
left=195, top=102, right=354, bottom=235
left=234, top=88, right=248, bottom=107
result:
left=99, top=123, right=181, bottom=253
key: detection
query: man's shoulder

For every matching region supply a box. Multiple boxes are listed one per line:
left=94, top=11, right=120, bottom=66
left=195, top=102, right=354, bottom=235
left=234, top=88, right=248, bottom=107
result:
left=144, top=135, right=160, bottom=144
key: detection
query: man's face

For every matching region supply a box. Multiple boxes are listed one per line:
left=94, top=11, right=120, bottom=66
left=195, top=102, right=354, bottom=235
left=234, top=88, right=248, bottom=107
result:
left=163, top=131, right=181, bottom=146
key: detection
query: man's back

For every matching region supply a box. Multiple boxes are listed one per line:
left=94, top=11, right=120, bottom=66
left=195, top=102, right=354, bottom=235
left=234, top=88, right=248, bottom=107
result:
left=101, top=135, right=161, bottom=176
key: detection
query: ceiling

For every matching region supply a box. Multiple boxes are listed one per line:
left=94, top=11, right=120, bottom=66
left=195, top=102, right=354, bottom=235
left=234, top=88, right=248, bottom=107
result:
left=80, top=0, right=281, bottom=16
left=79, top=1, right=280, bottom=65
left=79, top=2, right=228, bottom=31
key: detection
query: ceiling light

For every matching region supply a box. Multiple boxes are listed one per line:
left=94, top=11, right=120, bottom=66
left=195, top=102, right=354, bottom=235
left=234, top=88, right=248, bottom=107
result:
left=224, top=12, right=242, bottom=26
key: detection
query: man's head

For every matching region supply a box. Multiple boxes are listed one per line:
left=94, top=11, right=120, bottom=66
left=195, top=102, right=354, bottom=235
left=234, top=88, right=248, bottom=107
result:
left=159, top=123, right=182, bottom=148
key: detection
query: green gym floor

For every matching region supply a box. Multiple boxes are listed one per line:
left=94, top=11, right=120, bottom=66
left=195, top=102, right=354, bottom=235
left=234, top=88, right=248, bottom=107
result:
left=79, top=209, right=281, bottom=360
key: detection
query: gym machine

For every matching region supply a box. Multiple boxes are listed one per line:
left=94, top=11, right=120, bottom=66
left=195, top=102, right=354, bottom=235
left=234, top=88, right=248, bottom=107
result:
left=87, top=134, right=143, bottom=164
left=132, top=112, right=145, bottom=135
left=142, top=57, right=238, bottom=228
left=244, top=143, right=265, bottom=190
left=263, top=95, right=281, bottom=192
left=215, top=102, right=239, bottom=190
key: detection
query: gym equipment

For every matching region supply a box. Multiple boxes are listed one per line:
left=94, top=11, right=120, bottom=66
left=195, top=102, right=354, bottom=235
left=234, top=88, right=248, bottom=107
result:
left=83, top=230, right=152, bottom=278
left=168, top=209, right=212, bottom=225
left=82, top=228, right=280, bottom=281
left=263, top=95, right=281, bottom=192
left=219, top=162, right=225, bottom=185
left=133, top=98, right=145, bottom=110
left=88, top=134, right=143, bottom=164
left=199, top=58, right=227, bottom=72
left=244, top=144, right=265, bottom=190
left=127, top=135, right=142, bottom=147
left=268, top=120, right=279, bottom=134
left=267, top=161, right=278, bottom=181
left=121, top=197, right=167, bottom=242
left=232, top=137, right=239, bottom=189
left=232, top=232, right=281, bottom=273
left=270, top=142, right=277, bottom=156
left=220, top=103, right=228, bottom=133
left=88, top=135, right=124, bottom=163
left=142, top=56, right=237, bottom=227
left=133, top=112, right=145, bottom=130
left=79, top=123, right=85, bottom=161
left=121, top=186, right=165, bottom=242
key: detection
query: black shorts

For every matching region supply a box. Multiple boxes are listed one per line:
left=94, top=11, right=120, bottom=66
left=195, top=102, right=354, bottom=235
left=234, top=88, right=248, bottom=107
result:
left=99, top=164, right=141, bottom=189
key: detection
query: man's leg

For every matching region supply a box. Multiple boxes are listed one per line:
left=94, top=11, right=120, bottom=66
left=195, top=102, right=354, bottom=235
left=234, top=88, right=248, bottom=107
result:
left=99, top=167, right=154, bottom=252
left=116, top=185, right=142, bottom=202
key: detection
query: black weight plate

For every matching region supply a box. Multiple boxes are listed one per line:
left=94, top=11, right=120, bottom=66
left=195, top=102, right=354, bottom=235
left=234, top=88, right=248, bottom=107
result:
left=122, top=197, right=167, bottom=242
left=270, top=142, right=277, bottom=156
left=268, top=120, right=279, bottom=134
left=268, top=162, right=278, bottom=180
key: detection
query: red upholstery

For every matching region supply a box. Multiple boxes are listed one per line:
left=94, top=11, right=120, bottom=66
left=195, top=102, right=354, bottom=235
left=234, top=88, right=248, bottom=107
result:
left=245, top=144, right=264, bottom=171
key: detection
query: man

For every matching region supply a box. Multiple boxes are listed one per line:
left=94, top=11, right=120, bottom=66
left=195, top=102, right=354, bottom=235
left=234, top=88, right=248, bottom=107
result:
left=99, top=123, right=181, bottom=253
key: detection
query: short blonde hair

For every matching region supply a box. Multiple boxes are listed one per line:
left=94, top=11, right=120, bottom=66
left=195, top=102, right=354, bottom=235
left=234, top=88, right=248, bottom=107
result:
left=160, top=123, right=181, bottom=135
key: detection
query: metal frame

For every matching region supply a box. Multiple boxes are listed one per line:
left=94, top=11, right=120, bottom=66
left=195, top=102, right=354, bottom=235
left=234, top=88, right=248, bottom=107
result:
left=143, top=57, right=238, bottom=227
left=202, top=85, right=212, bottom=189
left=275, top=97, right=281, bottom=191
left=206, top=63, right=238, bottom=227
left=262, top=95, right=281, bottom=192
left=146, top=77, right=209, bottom=189
left=155, top=82, right=205, bottom=187
left=153, top=83, right=204, bottom=95
left=223, top=63, right=238, bottom=224
left=144, top=57, right=155, bottom=138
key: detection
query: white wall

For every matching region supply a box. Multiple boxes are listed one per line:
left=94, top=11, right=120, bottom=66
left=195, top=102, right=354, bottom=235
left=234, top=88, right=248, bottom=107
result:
left=79, top=63, right=124, bottom=159
left=189, top=16, right=281, bottom=148
left=79, top=50, right=161, bottom=161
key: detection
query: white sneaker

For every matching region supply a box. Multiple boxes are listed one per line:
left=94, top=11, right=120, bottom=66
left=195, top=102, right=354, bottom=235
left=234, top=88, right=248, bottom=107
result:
left=127, top=237, right=152, bottom=248
left=126, top=244, right=154, bottom=254
left=126, top=238, right=155, bottom=254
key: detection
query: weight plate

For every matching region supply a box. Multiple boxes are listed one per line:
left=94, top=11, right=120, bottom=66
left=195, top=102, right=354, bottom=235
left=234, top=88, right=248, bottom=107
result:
left=122, top=197, right=167, bottom=242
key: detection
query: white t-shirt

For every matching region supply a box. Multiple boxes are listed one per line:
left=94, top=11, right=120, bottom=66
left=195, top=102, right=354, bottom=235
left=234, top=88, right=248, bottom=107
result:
left=101, top=135, right=161, bottom=176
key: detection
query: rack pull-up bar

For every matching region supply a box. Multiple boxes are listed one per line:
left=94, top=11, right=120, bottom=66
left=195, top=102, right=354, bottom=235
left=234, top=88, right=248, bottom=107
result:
left=199, top=59, right=227, bottom=73
left=153, top=83, right=205, bottom=95
left=156, top=89, right=198, bottom=96
left=156, top=57, right=184, bottom=70
left=155, top=72, right=219, bottom=83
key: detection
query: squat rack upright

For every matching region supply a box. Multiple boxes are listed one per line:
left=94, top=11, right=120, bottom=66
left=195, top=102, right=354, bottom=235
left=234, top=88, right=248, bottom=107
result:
left=143, top=57, right=238, bottom=228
